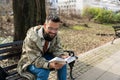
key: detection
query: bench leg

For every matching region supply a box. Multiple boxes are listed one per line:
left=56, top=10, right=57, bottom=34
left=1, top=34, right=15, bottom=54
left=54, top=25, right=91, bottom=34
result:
left=111, top=37, right=117, bottom=44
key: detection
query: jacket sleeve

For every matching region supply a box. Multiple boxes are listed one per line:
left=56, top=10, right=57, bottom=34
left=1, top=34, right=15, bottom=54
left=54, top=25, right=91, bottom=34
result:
left=22, top=36, right=49, bottom=69
left=52, top=36, right=64, bottom=57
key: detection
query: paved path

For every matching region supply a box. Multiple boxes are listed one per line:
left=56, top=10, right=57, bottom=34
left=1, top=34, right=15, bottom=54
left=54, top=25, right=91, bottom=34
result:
left=74, top=38, right=120, bottom=80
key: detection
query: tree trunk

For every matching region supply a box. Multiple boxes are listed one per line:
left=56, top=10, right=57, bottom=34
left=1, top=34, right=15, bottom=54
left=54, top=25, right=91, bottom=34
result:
left=13, top=0, right=46, bottom=41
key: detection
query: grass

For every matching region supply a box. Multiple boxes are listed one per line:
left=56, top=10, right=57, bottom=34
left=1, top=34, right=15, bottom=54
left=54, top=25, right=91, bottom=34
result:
left=71, top=25, right=85, bottom=30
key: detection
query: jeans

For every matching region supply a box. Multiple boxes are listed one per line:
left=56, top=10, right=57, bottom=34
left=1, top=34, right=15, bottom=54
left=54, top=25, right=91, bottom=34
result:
left=27, top=53, right=67, bottom=80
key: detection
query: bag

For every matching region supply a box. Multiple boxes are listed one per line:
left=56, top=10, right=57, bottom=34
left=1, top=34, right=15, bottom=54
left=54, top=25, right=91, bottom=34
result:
left=0, top=66, right=8, bottom=80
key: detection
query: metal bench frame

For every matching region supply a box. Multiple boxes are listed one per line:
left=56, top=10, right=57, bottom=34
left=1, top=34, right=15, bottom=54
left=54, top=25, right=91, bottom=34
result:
left=111, top=26, right=120, bottom=44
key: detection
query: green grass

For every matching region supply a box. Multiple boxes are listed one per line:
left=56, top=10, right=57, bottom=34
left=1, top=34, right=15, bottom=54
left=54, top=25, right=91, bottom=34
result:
left=72, top=25, right=85, bottom=30
left=102, top=23, right=120, bottom=27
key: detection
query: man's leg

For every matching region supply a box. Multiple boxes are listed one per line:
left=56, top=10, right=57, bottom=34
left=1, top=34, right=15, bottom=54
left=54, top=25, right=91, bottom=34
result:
left=44, top=53, right=67, bottom=80
left=27, top=53, right=54, bottom=80
left=57, top=65, right=67, bottom=80
left=27, top=65, right=50, bottom=80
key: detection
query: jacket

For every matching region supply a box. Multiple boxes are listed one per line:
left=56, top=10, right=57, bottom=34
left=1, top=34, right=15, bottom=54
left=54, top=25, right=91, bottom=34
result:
left=17, top=25, right=64, bottom=80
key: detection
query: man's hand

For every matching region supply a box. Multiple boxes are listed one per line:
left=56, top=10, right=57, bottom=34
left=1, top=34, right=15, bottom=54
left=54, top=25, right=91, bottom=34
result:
left=49, top=61, right=64, bottom=70
left=60, top=54, right=69, bottom=59
left=49, top=54, right=69, bottom=69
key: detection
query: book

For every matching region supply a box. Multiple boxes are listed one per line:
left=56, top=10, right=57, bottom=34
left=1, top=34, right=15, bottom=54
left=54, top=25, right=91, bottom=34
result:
left=49, top=56, right=77, bottom=64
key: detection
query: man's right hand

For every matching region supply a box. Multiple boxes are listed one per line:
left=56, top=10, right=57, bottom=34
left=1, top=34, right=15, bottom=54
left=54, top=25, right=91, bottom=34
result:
left=49, top=62, right=64, bottom=70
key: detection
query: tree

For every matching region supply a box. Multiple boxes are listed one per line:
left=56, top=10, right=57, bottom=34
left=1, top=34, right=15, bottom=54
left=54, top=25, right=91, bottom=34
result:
left=13, top=0, right=46, bottom=41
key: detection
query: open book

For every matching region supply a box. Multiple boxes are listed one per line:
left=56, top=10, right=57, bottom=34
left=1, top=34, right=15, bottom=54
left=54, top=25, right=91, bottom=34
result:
left=49, top=56, right=77, bottom=64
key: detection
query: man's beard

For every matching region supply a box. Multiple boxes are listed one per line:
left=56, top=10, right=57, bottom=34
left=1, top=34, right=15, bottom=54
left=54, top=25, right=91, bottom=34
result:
left=43, top=29, right=57, bottom=41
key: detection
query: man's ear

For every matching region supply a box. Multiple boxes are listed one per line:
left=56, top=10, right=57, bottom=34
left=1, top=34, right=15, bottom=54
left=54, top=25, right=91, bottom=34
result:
left=44, top=24, right=46, bottom=28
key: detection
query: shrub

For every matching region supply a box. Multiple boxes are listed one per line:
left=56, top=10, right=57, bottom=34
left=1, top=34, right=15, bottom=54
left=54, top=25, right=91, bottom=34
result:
left=83, top=7, right=120, bottom=23
left=94, top=9, right=115, bottom=23
left=114, top=13, right=120, bottom=23
left=82, top=7, right=101, bottom=21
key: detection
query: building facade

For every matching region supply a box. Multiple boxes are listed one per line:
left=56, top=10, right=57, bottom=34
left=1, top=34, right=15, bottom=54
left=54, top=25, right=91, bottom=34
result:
left=58, top=0, right=91, bottom=15
left=57, top=0, right=120, bottom=16
left=0, top=0, right=10, bottom=4
left=91, top=0, right=120, bottom=12
left=46, top=0, right=58, bottom=15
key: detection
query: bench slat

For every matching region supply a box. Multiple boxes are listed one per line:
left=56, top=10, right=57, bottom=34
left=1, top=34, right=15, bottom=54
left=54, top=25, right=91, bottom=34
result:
left=8, top=70, right=18, bottom=76
left=4, top=64, right=17, bottom=71
left=6, top=73, right=24, bottom=80
left=0, top=46, right=22, bottom=54
left=0, top=53, right=21, bottom=60
left=0, top=41, right=23, bottom=48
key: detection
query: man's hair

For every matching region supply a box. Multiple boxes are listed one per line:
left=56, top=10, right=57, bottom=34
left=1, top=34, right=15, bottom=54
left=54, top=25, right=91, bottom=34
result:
left=46, top=15, right=61, bottom=23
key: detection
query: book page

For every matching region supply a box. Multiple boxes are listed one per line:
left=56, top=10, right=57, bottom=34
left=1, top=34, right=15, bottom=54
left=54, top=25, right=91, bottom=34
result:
left=65, top=56, right=76, bottom=63
left=49, top=56, right=76, bottom=64
left=49, top=57, right=66, bottom=64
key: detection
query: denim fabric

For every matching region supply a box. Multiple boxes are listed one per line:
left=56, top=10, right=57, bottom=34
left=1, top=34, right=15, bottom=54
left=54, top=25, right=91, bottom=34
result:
left=27, top=53, right=67, bottom=80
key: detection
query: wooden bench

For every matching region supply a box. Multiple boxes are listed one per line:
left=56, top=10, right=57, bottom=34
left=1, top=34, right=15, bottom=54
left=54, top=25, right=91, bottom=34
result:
left=111, top=26, right=120, bottom=44
left=0, top=41, right=26, bottom=80
left=0, top=41, right=77, bottom=80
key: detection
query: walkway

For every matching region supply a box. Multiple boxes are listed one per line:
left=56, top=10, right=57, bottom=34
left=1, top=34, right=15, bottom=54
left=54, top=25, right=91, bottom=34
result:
left=75, top=38, right=120, bottom=80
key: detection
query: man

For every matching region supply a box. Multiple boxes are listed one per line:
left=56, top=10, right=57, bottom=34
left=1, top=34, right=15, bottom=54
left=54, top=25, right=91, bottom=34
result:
left=17, top=15, right=68, bottom=80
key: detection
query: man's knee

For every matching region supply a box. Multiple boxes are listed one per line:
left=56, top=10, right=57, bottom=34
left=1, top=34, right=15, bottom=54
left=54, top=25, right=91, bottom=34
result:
left=27, top=65, right=50, bottom=78
left=36, top=68, right=50, bottom=78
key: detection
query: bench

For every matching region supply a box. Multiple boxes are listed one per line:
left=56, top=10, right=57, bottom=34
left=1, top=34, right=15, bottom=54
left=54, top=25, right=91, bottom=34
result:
left=0, top=41, right=26, bottom=80
left=0, top=41, right=77, bottom=80
left=111, top=26, right=120, bottom=44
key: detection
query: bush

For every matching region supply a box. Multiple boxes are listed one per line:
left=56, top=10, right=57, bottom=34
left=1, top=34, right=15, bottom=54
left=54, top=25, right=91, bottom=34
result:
left=114, top=13, right=120, bottom=23
left=82, top=7, right=101, bottom=21
left=94, top=9, right=115, bottom=23
left=82, top=7, right=120, bottom=23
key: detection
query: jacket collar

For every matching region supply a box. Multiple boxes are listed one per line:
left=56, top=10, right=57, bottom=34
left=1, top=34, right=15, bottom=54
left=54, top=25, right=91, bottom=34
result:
left=38, top=26, right=44, bottom=40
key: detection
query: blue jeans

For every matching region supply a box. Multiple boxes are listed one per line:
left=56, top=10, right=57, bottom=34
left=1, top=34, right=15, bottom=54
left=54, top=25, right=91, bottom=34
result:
left=27, top=53, right=67, bottom=80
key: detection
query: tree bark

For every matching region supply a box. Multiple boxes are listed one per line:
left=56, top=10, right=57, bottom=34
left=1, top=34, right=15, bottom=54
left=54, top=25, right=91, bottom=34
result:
left=13, top=0, right=46, bottom=41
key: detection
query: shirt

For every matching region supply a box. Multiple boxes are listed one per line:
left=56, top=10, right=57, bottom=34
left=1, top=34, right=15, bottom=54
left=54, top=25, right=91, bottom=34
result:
left=38, top=26, right=50, bottom=50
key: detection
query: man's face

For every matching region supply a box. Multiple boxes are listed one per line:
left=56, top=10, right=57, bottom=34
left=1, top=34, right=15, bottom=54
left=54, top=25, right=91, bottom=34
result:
left=43, top=20, right=60, bottom=41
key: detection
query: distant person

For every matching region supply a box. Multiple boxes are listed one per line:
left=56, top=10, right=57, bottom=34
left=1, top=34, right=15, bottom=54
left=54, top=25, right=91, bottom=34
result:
left=17, top=15, right=68, bottom=80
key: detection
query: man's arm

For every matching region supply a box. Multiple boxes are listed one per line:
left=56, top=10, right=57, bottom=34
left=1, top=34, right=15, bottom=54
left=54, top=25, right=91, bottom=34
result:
left=22, top=36, right=49, bottom=69
left=52, top=36, right=64, bottom=57
left=52, top=35, right=69, bottom=59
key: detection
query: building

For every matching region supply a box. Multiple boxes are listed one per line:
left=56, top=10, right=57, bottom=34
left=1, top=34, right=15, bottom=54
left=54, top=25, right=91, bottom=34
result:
left=91, top=0, right=120, bottom=12
left=0, top=0, right=11, bottom=4
left=58, top=0, right=91, bottom=15
left=46, top=0, right=58, bottom=15
left=57, top=0, right=120, bottom=16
